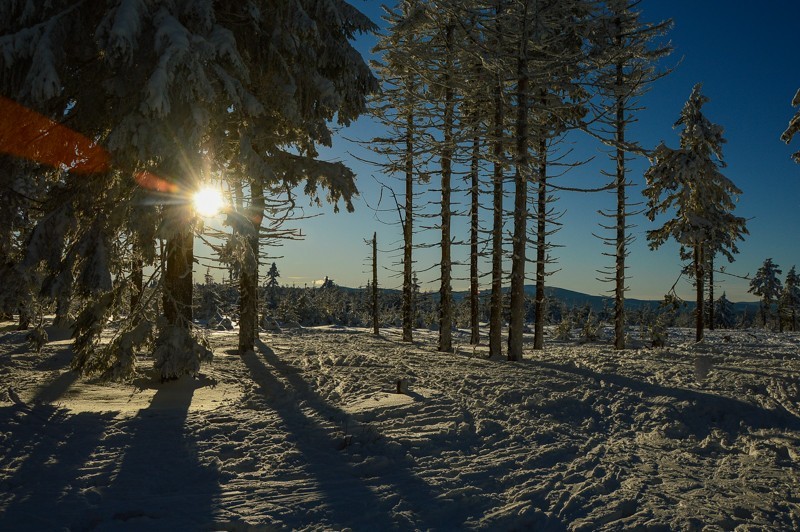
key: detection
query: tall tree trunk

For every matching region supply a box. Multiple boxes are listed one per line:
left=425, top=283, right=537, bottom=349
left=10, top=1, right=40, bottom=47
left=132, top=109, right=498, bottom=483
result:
left=489, top=73, right=504, bottom=358
left=438, top=23, right=454, bottom=354
left=614, top=58, right=627, bottom=350
left=372, top=232, right=379, bottom=336
left=469, top=132, right=481, bottom=345
left=694, top=243, right=704, bottom=342
left=238, top=179, right=264, bottom=353
left=164, top=203, right=194, bottom=328
left=130, top=256, right=143, bottom=325
left=533, top=119, right=548, bottom=350
left=508, top=35, right=529, bottom=362
left=54, top=282, right=73, bottom=328
left=402, top=100, right=415, bottom=343
left=707, top=254, right=715, bottom=331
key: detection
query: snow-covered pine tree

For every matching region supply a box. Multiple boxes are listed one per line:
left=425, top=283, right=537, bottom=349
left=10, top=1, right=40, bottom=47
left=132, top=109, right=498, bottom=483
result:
left=713, top=292, right=736, bottom=329
left=782, top=88, right=800, bottom=163
left=0, top=0, right=377, bottom=378
left=588, top=0, right=671, bottom=350
left=643, top=84, right=747, bottom=342
left=266, top=263, right=280, bottom=289
left=748, top=258, right=783, bottom=329
left=779, top=266, right=800, bottom=332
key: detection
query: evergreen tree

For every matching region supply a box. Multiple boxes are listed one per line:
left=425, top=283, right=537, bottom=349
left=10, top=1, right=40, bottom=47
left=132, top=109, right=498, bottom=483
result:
left=748, top=258, right=783, bottom=329
left=0, top=1, right=376, bottom=377
left=265, top=263, right=280, bottom=289
left=643, top=84, right=747, bottom=342
left=714, top=292, right=736, bottom=329
left=779, top=266, right=800, bottom=332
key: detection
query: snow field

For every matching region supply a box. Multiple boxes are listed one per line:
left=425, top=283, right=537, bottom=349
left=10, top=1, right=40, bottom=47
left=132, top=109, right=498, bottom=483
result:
left=1, top=322, right=799, bottom=530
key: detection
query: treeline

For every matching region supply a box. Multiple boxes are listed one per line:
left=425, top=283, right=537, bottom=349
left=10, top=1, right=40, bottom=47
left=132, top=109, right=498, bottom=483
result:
left=191, top=278, right=765, bottom=340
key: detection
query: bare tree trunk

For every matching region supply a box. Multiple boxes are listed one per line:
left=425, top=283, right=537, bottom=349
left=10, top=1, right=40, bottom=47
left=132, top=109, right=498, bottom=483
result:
left=614, top=60, right=627, bottom=350
left=438, top=23, right=454, bottom=354
left=129, top=256, right=143, bottom=325
left=238, top=179, right=264, bottom=353
left=508, top=32, right=529, bottom=362
left=402, top=102, right=414, bottom=343
left=694, top=244, right=705, bottom=342
left=489, top=74, right=504, bottom=358
left=469, top=132, right=481, bottom=345
left=533, top=130, right=548, bottom=350
left=707, top=254, right=715, bottom=331
left=164, top=203, right=194, bottom=329
left=373, top=232, right=379, bottom=336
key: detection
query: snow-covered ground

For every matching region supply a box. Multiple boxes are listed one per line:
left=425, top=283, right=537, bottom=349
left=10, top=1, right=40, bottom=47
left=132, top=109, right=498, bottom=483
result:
left=1, top=320, right=799, bottom=530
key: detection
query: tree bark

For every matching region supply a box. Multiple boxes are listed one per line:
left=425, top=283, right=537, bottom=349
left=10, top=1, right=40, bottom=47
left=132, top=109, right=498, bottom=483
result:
left=164, top=203, right=194, bottom=328
left=707, top=255, right=715, bottom=331
left=694, top=244, right=705, bottom=342
left=489, top=73, right=504, bottom=358
left=130, top=256, right=143, bottom=325
left=469, top=132, right=481, bottom=346
left=372, top=232, right=379, bottom=336
left=508, top=33, right=529, bottom=362
left=533, top=120, right=548, bottom=350
left=402, top=97, right=415, bottom=343
left=614, top=56, right=627, bottom=350
left=238, top=179, right=263, bottom=354
left=438, top=23, right=455, bottom=354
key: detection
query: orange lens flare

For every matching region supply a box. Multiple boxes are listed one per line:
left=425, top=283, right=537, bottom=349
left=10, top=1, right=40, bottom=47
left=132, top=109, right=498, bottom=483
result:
left=133, top=170, right=179, bottom=194
left=0, top=95, right=110, bottom=174
left=0, top=95, right=179, bottom=194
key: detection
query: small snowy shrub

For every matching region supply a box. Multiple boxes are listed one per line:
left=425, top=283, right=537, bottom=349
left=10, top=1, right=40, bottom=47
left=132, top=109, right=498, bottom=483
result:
left=580, top=313, right=601, bottom=343
left=153, top=325, right=213, bottom=380
left=554, top=318, right=573, bottom=341
left=650, top=316, right=668, bottom=347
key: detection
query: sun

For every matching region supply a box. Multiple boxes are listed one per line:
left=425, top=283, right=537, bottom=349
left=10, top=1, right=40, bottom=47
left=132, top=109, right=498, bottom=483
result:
left=193, top=186, right=225, bottom=217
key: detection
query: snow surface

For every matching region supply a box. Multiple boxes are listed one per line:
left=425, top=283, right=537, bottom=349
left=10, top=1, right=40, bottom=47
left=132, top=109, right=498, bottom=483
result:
left=1, top=320, right=800, bottom=530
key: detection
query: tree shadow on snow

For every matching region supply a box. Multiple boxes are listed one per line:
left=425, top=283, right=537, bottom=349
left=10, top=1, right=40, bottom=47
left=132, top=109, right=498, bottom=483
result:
left=243, top=340, right=451, bottom=529
left=0, top=404, right=116, bottom=529
left=0, top=378, right=221, bottom=530
left=535, top=360, right=800, bottom=437
left=30, top=370, right=79, bottom=404
left=91, top=377, right=220, bottom=529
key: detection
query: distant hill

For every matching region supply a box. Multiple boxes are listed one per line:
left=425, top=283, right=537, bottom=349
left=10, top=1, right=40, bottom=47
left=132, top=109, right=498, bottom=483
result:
left=340, top=283, right=760, bottom=314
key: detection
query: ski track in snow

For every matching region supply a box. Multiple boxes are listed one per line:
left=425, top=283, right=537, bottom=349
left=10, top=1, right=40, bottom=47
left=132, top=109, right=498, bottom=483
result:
left=1, top=322, right=799, bottom=530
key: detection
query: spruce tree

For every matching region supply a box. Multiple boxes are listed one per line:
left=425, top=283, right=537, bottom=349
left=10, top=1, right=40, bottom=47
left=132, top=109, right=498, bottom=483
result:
left=779, top=266, right=800, bottom=332
left=0, top=1, right=376, bottom=377
left=714, top=292, right=736, bottom=329
left=749, top=258, right=783, bottom=329
left=643, top=84, right=747, bottom=342
left=265, top=263, right=280, bottom=289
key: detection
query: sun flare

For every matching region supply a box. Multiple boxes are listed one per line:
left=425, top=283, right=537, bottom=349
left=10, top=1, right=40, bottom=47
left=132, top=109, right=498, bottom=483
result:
left=193, top=186, right=225, bottom=217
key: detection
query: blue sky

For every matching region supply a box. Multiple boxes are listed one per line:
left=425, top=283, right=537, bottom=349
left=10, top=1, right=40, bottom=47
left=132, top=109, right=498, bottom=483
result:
left=254, top=1, right=799, bottom=302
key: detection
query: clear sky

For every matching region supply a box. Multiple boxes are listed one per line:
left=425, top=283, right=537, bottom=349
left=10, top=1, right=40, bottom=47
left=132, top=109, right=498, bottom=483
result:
left=244, top=1, right=800, bottom=303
